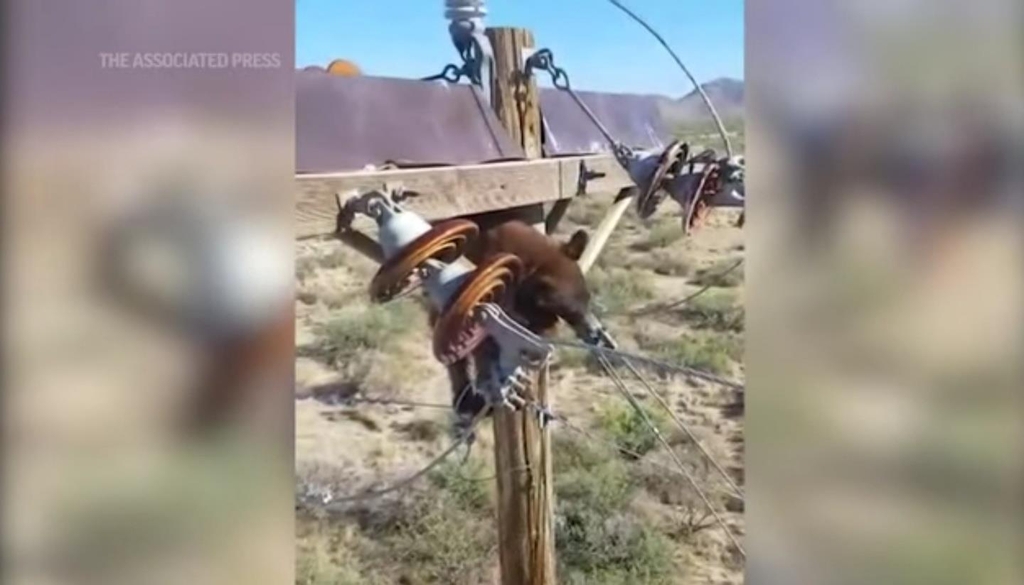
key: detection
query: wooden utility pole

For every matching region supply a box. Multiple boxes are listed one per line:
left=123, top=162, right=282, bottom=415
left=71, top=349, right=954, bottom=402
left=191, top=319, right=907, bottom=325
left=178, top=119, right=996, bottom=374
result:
left=484, top=26, right=557, bottom=585
left=486, top=27, right=542, bottom=159
left=486, top=26, right=549, bottom=236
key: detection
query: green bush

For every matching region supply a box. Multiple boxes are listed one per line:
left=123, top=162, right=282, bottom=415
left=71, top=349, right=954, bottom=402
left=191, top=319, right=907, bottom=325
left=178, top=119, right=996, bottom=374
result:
left=428, top=458, right=491, bottom=512
left=597, top=402, right=671, bottom=459
left=555, top=439, right=634, bottom=515
left=554, top=435, right=675, bottom=584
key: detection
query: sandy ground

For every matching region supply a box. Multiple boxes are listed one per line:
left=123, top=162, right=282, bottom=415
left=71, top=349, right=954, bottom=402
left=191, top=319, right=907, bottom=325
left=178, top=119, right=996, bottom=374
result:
left=295, top=197, right=745, bottom=584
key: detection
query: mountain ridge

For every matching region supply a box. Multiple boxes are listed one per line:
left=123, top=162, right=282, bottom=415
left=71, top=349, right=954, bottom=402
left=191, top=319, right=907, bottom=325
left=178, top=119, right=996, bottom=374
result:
left=656, top=77, right=744, bottom=126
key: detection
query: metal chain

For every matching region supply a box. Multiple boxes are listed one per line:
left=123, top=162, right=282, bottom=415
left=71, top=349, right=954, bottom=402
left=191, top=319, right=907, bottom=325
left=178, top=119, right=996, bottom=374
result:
left=524, top=48, right=635, bottom=166
left=422, top=63, right=466, bottom=83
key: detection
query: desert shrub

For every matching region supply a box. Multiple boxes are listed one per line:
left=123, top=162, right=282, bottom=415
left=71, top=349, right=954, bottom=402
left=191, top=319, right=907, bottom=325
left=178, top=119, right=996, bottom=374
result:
left=558, top=515, right=675, bottom=585
left=589, top=267, right=655, bottom=315
left=301, top=300, right=420, bottom=365
left=642, top=333, right=738, bottom=375
left=298, top=457, right=496, bottom=585
left=634, top=462, right=728, bottom=542
left=376, top=491, right=494, bottom=584
left=554, top=435, right=675, bottom=584
left=554, top=435, right=634, bottom=514
left=314, top=246, right=354, bottom=270
left=597, top=402, right=671, bottom=459
left=296, top=515, right=374, bottom=585
left=397, top=418, right=445, bottom=443
left=296, top=542, right=369, bottom=585
left=594, top=244, right=631, bottom=271
left=676, top=291, right=744, bottom=332
left=427, top=458, right=491, bottom=512
left=297, top=290, right=319, bottom=305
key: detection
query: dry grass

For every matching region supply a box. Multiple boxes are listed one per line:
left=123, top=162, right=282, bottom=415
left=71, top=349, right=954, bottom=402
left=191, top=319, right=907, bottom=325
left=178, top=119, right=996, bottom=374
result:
left=566, top=197, right=609, bottom=227
left=590, top=267, right=656, bottom=315
left=689, top=259, right=744, bottom=288
left=296, top=461, right=495, bottom=584
left=674, top=290, right=745, bottom=333
left=295, top=197, right=745, bottom=584
left=300, top=300, right=421, bottom=366
left=632, top=219, right=685, bottom=252
left=639, top=331, right=741, bottom=376
left=638, top=249, right=694, bottom=277
left=395, top=418, right=446, bottom=443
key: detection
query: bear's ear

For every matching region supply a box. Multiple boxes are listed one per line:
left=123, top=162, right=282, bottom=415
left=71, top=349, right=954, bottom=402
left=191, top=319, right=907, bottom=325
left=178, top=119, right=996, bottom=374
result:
left=560, top=229, right=589, bottom=261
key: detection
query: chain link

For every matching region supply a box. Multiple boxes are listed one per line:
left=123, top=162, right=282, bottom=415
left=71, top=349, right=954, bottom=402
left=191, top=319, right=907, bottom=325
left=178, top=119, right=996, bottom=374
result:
left=525, top=48, right=634, bottom=165
left=422, top=63, right=466, bottom=83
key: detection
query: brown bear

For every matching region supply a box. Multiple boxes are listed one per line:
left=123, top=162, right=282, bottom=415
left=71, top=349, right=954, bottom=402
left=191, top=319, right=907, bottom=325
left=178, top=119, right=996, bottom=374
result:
left=428, top=220, right=599, bottom=428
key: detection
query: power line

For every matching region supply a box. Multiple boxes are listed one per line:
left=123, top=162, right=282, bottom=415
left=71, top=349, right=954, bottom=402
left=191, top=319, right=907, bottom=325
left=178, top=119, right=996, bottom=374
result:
left=615, top=356, right=745, bottom=499
left=628, top=258, right=745, bottom=317
left=592, top=355, right=746, bottom=557
left=548, top=339, right=745, bottom=391
left=602, top=0, right=734, bottom=158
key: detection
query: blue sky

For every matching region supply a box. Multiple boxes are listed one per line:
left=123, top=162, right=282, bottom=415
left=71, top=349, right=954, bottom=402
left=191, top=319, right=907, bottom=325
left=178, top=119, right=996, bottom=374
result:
left=296, top=0, right=743, bottom=98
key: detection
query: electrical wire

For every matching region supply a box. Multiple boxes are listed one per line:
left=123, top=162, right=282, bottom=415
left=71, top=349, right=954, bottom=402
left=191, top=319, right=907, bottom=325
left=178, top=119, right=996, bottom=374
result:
left=603, top=0, right=734, bottom=158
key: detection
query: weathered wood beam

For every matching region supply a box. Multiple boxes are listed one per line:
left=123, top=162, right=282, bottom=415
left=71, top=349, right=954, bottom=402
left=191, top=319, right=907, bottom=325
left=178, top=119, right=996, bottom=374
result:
left=295, top=154, right=632, bottom=239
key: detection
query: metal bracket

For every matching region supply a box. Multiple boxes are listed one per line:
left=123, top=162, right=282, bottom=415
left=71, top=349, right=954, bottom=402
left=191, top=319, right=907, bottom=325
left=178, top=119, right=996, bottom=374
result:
left=474, top=303, right=553, bottom=410
left=578, top=312, right=619, bottom=350
left=335, top=184, right=418, bottom=222
left=576, top=160, right=607, bottom=196
left=335, top=188, right=396, bottom=222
